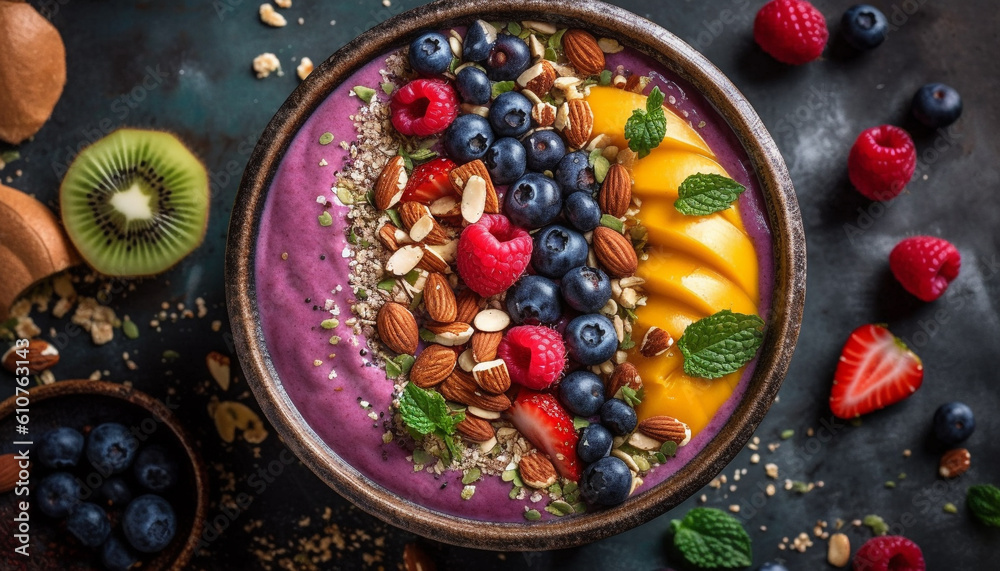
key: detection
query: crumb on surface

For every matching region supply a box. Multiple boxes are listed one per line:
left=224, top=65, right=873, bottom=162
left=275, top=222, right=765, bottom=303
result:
left=253, top=53, right=282, bottom=78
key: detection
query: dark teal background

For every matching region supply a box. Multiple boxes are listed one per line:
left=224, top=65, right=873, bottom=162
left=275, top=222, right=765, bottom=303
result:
left=2, top=0, right=998, bottom=568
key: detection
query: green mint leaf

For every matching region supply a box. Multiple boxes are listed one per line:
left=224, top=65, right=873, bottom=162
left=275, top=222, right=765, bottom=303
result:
left=624, top=86, right=667, bottom=159
left=599, top=70, right=612, bottom=86
left=544, top=47, right=558, bottom=62
left=399, top=383, right=448, bottom=435
left=619, top=332, right=636, bottom=350
left=600, top=214, right=624, bottom=233
left=674, top=173, right=747, bottom=216
left=678, top=310, right=764, bottom=379
left=670, top=507, right=752, bottom=569
left=549, top=28, right=566, bottom=51
left=396, top=147, right=413, bottom=172
left=492, top=80, right=516, bottom=98
left=967, top=484, right=1000, bottom=527
left=352, top=85, right=376, bottom=103
left=395, top=354, right=416, bottom=376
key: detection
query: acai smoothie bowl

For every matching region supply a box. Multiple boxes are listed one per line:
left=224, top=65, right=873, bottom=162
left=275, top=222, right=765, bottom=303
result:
left=226, top=0, right=805, bottom=550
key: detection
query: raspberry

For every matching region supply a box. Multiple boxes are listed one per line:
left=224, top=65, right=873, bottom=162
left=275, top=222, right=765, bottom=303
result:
left=390, top=79, right=458, bottom=137
left=853, top=536, right=925, bottom=571
left=497, top=326, right=567, bottom=390
left=754, top=0, right=829, bottom=65
left=456, top=214, right=532, bottom=297
left=848, top=125, right=917, bottom=201
left=889, top=236, right=961, bottom=302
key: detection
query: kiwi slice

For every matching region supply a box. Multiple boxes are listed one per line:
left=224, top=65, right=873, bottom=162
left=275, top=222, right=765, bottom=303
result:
left=60, top=128, right=210, bottom=277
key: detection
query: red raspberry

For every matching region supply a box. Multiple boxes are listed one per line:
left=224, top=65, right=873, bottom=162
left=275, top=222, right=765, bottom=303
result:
left=390, top=79, right=458, bottom=137
left=889, top=236, right=961, bottom=302
left=456, top=214, right=532, bottom=297
left=497, top=326, right=567, bottom=390
left=754, top=0, right=828, bottom=65
left=853, top=536, right=925, bottom=571
left=848, top=125, right=917, bottom=201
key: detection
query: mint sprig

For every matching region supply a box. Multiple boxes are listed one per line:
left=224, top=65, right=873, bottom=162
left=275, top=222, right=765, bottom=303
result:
left=624, top=86, right=667, bottom=159
left=967, top=484, right=1000, bottom=527
left=678, top=310, right=764, bottom=379
left=399, top=383, right=465, bottom=462
left=674, top=173, right=747, bottom=216
left=670, top=507, right=752, bottom=569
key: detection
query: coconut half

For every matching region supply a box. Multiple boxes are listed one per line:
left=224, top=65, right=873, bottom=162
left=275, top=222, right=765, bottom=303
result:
left=0, top=0, right=67, bottom=144
left=0, top=184, right=80, bottom=319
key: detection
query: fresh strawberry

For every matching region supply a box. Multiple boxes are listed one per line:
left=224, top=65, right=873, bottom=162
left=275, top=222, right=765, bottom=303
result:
left=401, top=157, right=456, bottom=204
left=506, top=391, right=581, bottom=481
left=830, top=324, right=924, bottom=419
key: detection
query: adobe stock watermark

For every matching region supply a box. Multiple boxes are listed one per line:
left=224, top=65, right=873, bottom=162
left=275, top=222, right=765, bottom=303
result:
left=688, top=0, right=754, bottom=52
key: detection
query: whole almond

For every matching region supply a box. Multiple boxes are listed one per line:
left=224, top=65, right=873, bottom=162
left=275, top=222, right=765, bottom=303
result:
left=606, top=361, right=642, bottom=398
left=374, top=155, right=407, bottom=210
left=562, top=29, right=606, bottom=75
left=410, top=344, right=456, bottom=388
left=423, top=273, right=457, bottom=322
left=456, top=415, right=494, bottom=443
left=516, top=60, right=556, bottom=96
left=640, top=326, right=674, bottom=357
left=599, top=163, right=632, bottom=217
left=939, top=448, right=971, bottom=479
left=592, top=226, right=638, bottom=277
left=637, top=415, right=692, bottom=446
left=376, top=302, right=419, bottom=355
left=565, top=100, right=594, bottom=149
left=472, top=359, right=511, bottom=394
left=454, top=289, right=483, bottom=324
left=439, top=370, right=511, bottom=411
left=0, top=453, right=21, bottom=493
left=471, top=330, right=502, bottom=362
left=2, top=339, right=60, bottom=374
left=519, top=452, right=558, bottom=489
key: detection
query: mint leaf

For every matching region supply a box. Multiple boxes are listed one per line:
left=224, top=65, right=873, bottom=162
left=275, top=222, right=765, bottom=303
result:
left=967, top=484, right=1000, bottom=527
left=624, top=86, right=667, bottom=159
left=675, top=173, right=747, bottom=216
left=678, top=310, right=764, bottom=379
left=670, top=508, right=752, bottom=569
left=399, top=383, right=462, bottom=437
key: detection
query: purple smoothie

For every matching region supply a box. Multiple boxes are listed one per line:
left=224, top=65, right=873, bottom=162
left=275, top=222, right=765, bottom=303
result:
left=254, top=43, right=773, bottom=521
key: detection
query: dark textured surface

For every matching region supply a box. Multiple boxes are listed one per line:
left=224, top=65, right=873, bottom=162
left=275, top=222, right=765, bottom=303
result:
left=1, top=0, right=997, bottom=569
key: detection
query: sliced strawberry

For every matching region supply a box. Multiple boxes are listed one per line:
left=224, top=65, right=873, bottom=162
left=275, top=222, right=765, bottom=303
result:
left=506, top=391, right=580, bottom=481
left=830, top=324, right=924, bottom=419
left=401, top=157, right=456, bottom=204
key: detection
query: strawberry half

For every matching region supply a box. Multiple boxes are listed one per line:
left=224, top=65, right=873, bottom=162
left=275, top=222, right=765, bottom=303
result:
left=830, top=324, right=924, bottom=419
left=506, top=391, right=581, bottom=481
left=401, top=157, right=456, bottom=204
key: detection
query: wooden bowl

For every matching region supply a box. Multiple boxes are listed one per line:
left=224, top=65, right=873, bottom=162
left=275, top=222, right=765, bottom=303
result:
left=226, top=0, right=806, bottom=551
left=0, top=381, right=208, bottom=569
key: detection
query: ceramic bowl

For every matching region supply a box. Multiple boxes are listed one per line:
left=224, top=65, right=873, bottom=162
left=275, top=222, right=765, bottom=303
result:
left=226, top=0, right=805, bottom=550
left=0, top=380, right=208, bottom=569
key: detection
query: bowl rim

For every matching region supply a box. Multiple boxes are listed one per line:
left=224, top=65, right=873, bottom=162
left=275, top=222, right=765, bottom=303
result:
left=226, top=0, right=806, bottom=551
left=0, top=379, right=209, bottom=569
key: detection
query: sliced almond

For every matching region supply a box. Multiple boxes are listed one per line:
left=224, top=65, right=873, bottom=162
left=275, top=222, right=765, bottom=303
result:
left=409, top=215, right=436, bottom=242
left=627, top=431, right=663, bottom=451
left=206, top=351, right=231, bottom=391
left=516, top=60, right=556, bottom=96
left=378, top=223, right=401, bottom=251
left=429, top=195, right=460, bottom=217
left=458, top=348, right=477, bottom=372
left=472, top=308, right=510, bottom=332
left=426, top=321, right=474, bottom=346
left=213, top=401, right=268, bottom=444
left=640, top=326, right=674, bottom=357
left=467, top=405, right=501, bottom=420
left=461, top=175, right=488, bottom=224
left=472, top=359, right=511, bottom=393
left=386, top=245, right=424, bottom=276
left=532, top=102, right=557, bottom=127
left=416, top=245, right=450, bottom=274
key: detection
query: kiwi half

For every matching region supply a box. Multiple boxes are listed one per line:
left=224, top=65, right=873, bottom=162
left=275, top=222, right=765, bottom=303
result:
left=60, top=128, right=210, bottom=277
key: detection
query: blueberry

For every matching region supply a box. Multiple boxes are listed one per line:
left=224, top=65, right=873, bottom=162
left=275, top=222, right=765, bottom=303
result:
left=123, top=494, right=177, bottom=553
left=600, top=398, right=637, bottom=436
left=841, top=4, right=888, bottom=50
left=485, top=34, right=531, bottom=81
left=911, top=83, right=963, bottom=128
left=565, top=314, right=619, bottom=366
left=522, top=129, right=567, bottom=172
left=444, top=114, right=495, bottom=163
left=87, top=422, right=139, bottom=475
left=564, top=192, right=602, bottom=232
left=559, top=371, right=606, bottom=417
left=561, top=266, right=612, bottom=313
left=454, top=66, right=492, bottom=105
left=462, top=20, right=497, bottom=63
left=504, top=173, right=562, bottom=229
left=67, top=502, right=111, bottom=547
left=36, top=471, right=81, bottom=517
left=488, top=91, right=533, bottom=138
left=133, top=445, right=178, bottom=492
left=555, top=151, right=598, bottom=195
left=932, top=402, right=975, bottom=445
left=506, top=275, right=563, bottom=325
left=531, top=225, right=588, bottom=278
left=484, top=137, right=527, bottom=185
left=99, top=477, right=133, bottom=508
left=38, top=426, right=84, bottom=468
left=102, top=535, right=139, bottom=571
left=577, top=423, right=614, bottom=464
left=758, top=563, right=789, bottom=571
left=408, top=32, right=453, bottom=76
left=579, top=456, right=632, bottom=506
